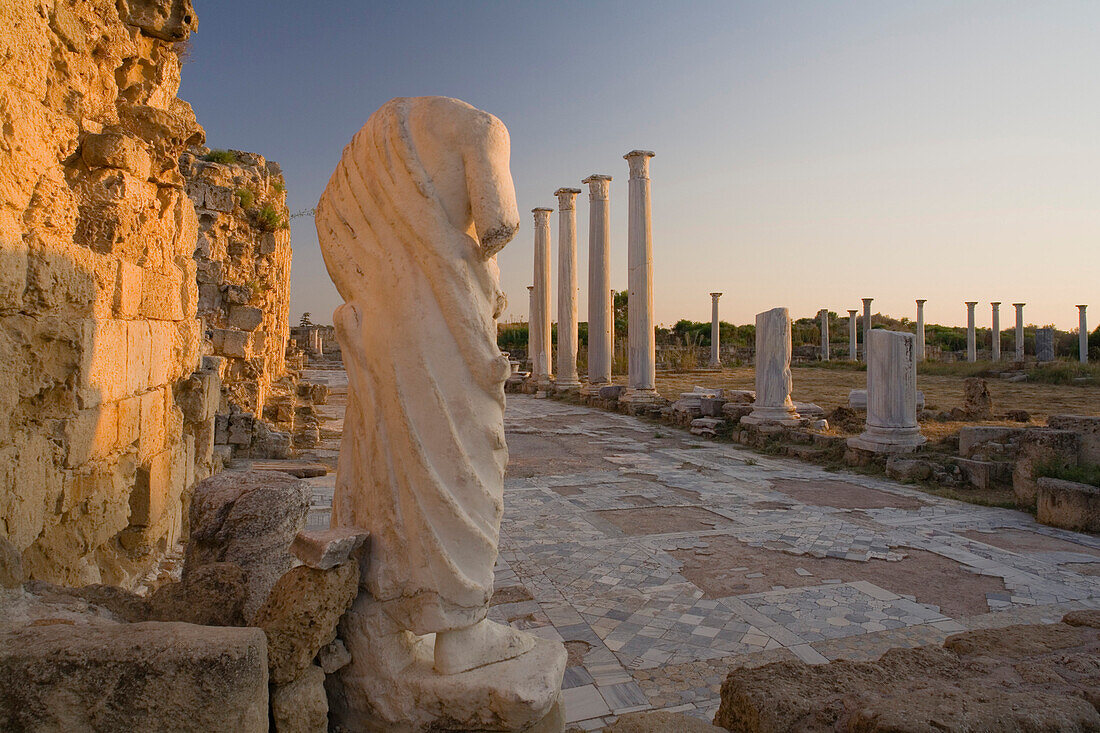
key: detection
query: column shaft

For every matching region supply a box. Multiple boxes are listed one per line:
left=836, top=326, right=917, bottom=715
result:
left=965, top=302, right=977, bottom=363
left=1014, top=303, right=1025, bottom=361
left=555, top=188, right=581, bottom=388
left=1079, top=305, right=1089, bottom=364
left=532, top=208, right=553, bottom=392
left=848, top=330, right=925, bottom=453
left=709, top=293, right=723, bottom=367
left=991, top=303, right=1001, bottom=361
left=819, top=309, right=830, bottom=361
left=584, top=176, right=613, bottom=390
left=915, top=300, right=926, bottom=362
left=861, top=298, right=873, bottom=362
left=848, top=310, right=858, bottom=361
left=624, top=151, right=656, bottom=401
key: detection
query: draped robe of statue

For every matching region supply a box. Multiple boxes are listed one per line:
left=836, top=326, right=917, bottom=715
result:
left=315, top=97, right=517, bottom=636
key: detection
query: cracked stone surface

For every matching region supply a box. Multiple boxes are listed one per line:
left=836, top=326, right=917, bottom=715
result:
left=300, top=373, right=1100, bottom=730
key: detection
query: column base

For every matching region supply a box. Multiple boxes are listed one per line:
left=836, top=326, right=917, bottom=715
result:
left=707, top=360, right=722, bottom=368
left=580, top=381, right=611, bottom=397
left=741, top=405, right=802, bottom=427
left=620, top=388, right=660, bottom=406
left=847, top=425, right=926, bottom=454
left=554, top=380, right=582, bottom=393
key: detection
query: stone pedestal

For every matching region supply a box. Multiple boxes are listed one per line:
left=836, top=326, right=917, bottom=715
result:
left=915, top=299, right=926, bottom=362
left=1014, top=303, right=1026, bottom=361
left=710, top=293, right=723, bottom=367
left=1078, top=305, right=1088, bottom=364
left=554, top=188, right=582, bottom=390
left=622, top=150, right=658, bottom=407
left=742, top=307, right=801, bottom=426
left=818, top=309, right=830, bottom=361
left=847, top=330, right=926, bottom=454
left=582, top=175, right=613, bottom=395
left=861, top=298, right=873, bottom=362
left=1036, top=327, right=1055, bottom=362
left=965, top=301, right=977, bottom=363
left=991, top=302, right=1001, bottom=361
left=847, top=310, right=858, bottom=361
left=532, top=208, right=553, bottom=396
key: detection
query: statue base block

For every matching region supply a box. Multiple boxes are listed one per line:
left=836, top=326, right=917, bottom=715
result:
left=329, top=595, right=566, bottom=732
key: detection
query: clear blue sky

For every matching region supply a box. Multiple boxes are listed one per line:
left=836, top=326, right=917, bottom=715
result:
left=181, top=0, right=1100, bottom=331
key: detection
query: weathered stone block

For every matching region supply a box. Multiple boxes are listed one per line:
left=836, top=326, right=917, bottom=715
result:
left=147, top=561, right=248, bottom=626
left=0, top=621, right=268, bottom=732
left=146, top=320, right=174, bottom=386
left=140, top=266, right=185, bottom=320
left=1013, top=429, right=1078, bottom=508
left=214, top=413, right=230, bottom=444
left=185, top=470, right=311, bottom=618
left=79, top=319, right=128, bottom=407
left=213, top=328, right=252, bottom=359
left=130, top=447, right=173, bottom=526
left=271, top=663, right=328, bottom=733
left=81, top=132, right=152, bottom=178
left=225, top=283, right=252, bottom=304
left=228, top=305, right=264, bottom=331
left=125, top=320, right=150, bottom=395
left=228, top=412, right=254, bottom=445
left=1037, top=477, right=1100, bottom=533
left=115, top=260, right=143, bottom=318
left=290, top=528, right=369, bottom=570
left=954, top=457, right=1013, bottom=489
left=117, top=394, right=141, bottom=448
left=958, top=425, right=1026, bottom=457
left=118, top=0, right=199, bottom=42
left=63, top=403, right=118, bottom=468
left=253, top=560, right=359, bottom=684
left=138, top=387, right=167, bottom=459
left=1048, top=415, right=1100, bottom=465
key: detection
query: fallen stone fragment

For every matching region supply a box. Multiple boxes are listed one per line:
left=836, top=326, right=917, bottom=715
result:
left=0, top=620, right=268, bottom=732
left=291, top=527, right=369, bottom=570
left=252, top=559, right=359, bottom=684
left=1037, top=477, right=1100, bottom=533
left=185, top=470, right=311, bottom=619
left=147, top=561, right=248, bottom=626
left=316, top=638, right=352, bottom=673
left=271, top=663, right=328, bottom=733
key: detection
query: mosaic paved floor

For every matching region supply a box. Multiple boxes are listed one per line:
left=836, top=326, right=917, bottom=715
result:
left=299, top=371, right=1100, bottom=730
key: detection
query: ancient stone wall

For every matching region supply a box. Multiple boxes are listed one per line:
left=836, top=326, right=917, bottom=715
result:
left=0, top=0, right=218, bottom=587
left=183, top=149, right=292, bottom=420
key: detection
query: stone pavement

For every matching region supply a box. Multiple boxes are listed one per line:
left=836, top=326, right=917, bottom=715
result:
left=298, top=370, right=1100, bottom=730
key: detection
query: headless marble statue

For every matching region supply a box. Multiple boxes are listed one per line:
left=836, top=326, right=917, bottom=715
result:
left=316, top=97, right=564, bottom=730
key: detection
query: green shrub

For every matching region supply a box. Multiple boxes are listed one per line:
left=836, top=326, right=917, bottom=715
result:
left=255, top=204, right=287, bottom=232
left=1024, top=362, right=1100, bottom=385
left=235, top=187, right=254, bottom=209
left=203, top=149, right=237, bottom=164
left=1036, top=460, right=1100, bottom=488
left=271, top=181, right=286, bottom=194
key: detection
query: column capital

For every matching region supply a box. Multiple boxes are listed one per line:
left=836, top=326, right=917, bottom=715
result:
left=527, top=285, right=534, bottom=291
left=1013, top=302, right=1026, bottom=307
left=965, top=301, right=978, bottom=307
left=991, top=302, right=1001, bottom=307
left=1077, top=304, right=1088, bottom=310
left=554, top=188, right=581, bottom=209
left=847, top=309, right=859, bottom=316
left=624, top=150, right=655, bottom=178
left=710, top=292, right=723, bottom=299
left=861, top=297, right=873, bottom=305
left=916, top=299, right=927, bottom=305
left=532, top=207, right=553, bottom=223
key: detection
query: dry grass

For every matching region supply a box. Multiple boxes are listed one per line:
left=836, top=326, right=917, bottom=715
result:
left=613, top=365, right=1100, bottom=436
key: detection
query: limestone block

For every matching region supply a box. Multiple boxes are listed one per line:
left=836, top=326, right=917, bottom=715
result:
left=63, top=403, right=118, bottom=468
left=1036, top=477, right=1100, bottom=533
left=146, top=320, right=174, bottom=386
left=137, top=387, right=167, bottom=459
left=228, top=305, right=264, bottom=331
left=954, top=457, right=1013, bottom=490
left=214, top=413, right=230, bottom=444
left=147, top=561, right=248, bottom=627
left=962, top=378, right=993, bottom=419
left=125, top=320, right=150, bottom=396
left=185, top=470, right=311, bottom=619
left=253, top=560, right=359, bottom=684
left=115, top=260, right=143, bottom=318
left=81, top=132, right=152, bottom=179
left=958, top=426, right=1026, bottom=457
left=140, top=266, right=185, bottom=320
left=1047, top=415, right=1100, bottom=465
left=202, top=184, right=236, bottom=212
left=198, top=282, right=221, bottom=310
left=0, top=621, right=268, bottom=732
left=259, top=231, right=278, bottom=254
left=1013, top=429, right=1078, bottom=508
left=130, top=447, right=172, bottom=526
left=606, top=710, right=724, bottom=732
left=272, top=663, right=328, bottom=733
left=117, top=394, right=141, bottom=448
left=119, top=0, right=198, bottom=42
left=213, top=328, right=252, bottom=359
left=79, top=319, right=129, bottom=407
left=290, top=527, right=370, bottom=570
left=225, top=283, right=252, bottom=304
left=228, top=412, right=254, bottom=445
left=178, top=370, right=220, bottom=423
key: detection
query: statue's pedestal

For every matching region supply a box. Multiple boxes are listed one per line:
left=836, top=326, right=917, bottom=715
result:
left=329, top=595, right=566, bottom=732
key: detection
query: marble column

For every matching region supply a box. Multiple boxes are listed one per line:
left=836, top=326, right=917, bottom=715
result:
left=622, top=150, right=657, bottom=405
left=991, top=302, right=1001, bottom=361
left=848, top=310, right=859, bottom=361
left=1014, top=303, right=1025, bottom=361
left=861, top=298, right=873, bottom=362
left=965, top=301, right=977, bottom=363
left=709, top=293, right=723, bottom=367
left=818, top=309, right=830, bottom=361
left=554, top=188, right=582, bottom=390
left=848, top=330, right=926, bottom=453
left=583, top=175, right=613, bottom=394
left=915, top=299, right=927, bottom=362
left=743, top=307, right=801, bottom=426
left=1079, top=305, right=1088, bottom=364
left=532, top=207, right=553, bottom=395
left=526, top=286, right=538, bottom=376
